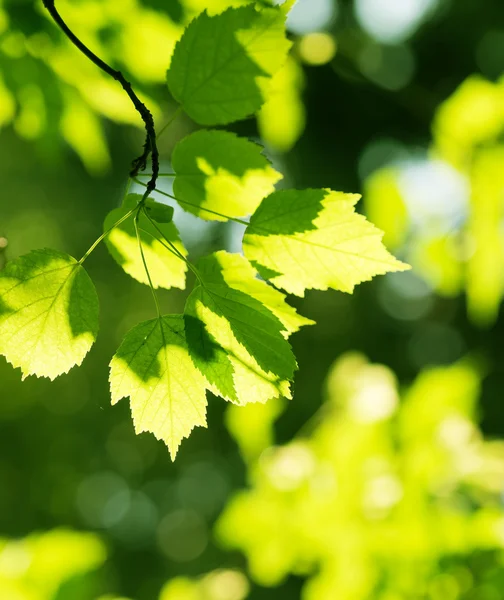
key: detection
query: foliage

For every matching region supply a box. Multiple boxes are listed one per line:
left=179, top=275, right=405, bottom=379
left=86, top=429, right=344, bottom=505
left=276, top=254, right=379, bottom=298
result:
left=217, top=354, right=504, bottom=600
left=0, top=528, right=248, bottom=600
left=0, top=529, right=106, bottom=600
left=364, top=74, right=504, bottom=327
left=0, top=0, right=407, bottom=458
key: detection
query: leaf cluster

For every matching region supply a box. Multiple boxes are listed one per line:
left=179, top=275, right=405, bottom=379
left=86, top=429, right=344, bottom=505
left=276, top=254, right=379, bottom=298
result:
left=0, top=2, right=408, bottom=458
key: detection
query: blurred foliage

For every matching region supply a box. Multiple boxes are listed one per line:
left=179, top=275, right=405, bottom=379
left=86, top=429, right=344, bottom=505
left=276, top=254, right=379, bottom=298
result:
left=219, top=354, right=504, bottom=600
left=1, top=0, right=504, bottom=599
left=0, top=529, right=106, bottom=599
left=365, top=74, right=504, bottom=327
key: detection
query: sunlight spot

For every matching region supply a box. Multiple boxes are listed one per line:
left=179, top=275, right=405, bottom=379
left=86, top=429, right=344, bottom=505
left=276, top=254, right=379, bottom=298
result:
left=437, top=415, right=475, bottom=449
left=364, top=474, right=403, bottom=512
left=202, top=569, right=250, bottom=600
left=355, top=0, right=438, bottom=43
left=286, top=0, right=336, bottom=35
left=298, top=32, right=337, bottom=66
left=349, top=369, right=398, bottom=422
left=398, top=158, right=470, bottom=230
left=262, top=443, right=316, bottom=490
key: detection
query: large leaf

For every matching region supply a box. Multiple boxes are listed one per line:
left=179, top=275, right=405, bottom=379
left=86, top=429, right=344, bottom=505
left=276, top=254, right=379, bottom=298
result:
left=166, top=5, right=291, bottom=125
left=185, top=254, right=297, bottom=405
left=0, top=249, right=99, bottom=379
left=243, top=189, right=410, bottom=296
left=196, top=251, right=314, bottom=335
left=172, top=130, right=282, bottom=220
left=104, top=194, right=187, bottom=290
left=109, top=315, right=207, bottom=458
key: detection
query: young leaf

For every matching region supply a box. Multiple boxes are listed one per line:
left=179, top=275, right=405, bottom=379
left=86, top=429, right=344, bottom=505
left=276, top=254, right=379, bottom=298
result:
left=144, top=199, right=174, bottom=224
left=166, top=5, right=291, bottom=125
left=0, top=249, right=99, bottom=380
left=243, top=189, right=410, bottom=296
left=104, top=194, right=187, bottom=290
left=196, top=251, right=314, bottom=335
left=172, top=130, right=282, bottom=220
left=109, top=315, right=207, bottom=459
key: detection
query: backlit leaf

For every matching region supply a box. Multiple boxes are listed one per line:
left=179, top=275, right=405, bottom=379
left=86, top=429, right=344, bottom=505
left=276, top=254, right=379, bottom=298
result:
left=172, top=130, right=282, bottom=220
left=166, top=5, right=291, bottom=125
left=243, top=189, right=409, bottom=296
left=196, top=251, right=314, bottom=335
left=104, top=194, right=187, bottom=290
left=109, top=315, right=207, bottom=458
left=185, top=253, right=297, bottom=405
left=0, top=249, right=99, bottom=380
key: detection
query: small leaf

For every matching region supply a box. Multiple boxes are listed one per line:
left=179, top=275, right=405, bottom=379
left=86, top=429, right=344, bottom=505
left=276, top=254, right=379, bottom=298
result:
left=110, top=315, right=207, bottom=459
left=172, top=130, right=282, bottom=220
left=0, top=249, right=99, bottom=380
left=243, top=189, right=410, bottom=296
left=166, top=5, right=291, bottom=125
left=104, top=194, right=187, bottom=290
left=144, top=199, right=174, bottom=224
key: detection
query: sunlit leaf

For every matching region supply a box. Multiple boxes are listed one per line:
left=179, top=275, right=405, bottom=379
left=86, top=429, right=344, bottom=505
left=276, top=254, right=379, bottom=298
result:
left=110, top=315, right=207, bottom=458
left=166, top=4, right=291, bottom=125
left=104, top=194, right=187, bottom=290
left=0, top=249, right=99, bottom=380
left=172, top=130, right=282, bottom=220
left=197, top=251, right=314, bottom=335
left=185, top=253, right=297, bottom=404
left=243, top=189, right=409, bottom=296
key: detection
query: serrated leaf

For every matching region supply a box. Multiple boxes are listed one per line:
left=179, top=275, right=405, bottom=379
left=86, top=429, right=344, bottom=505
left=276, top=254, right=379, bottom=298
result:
left=0, top=249, right=99, bottom=380
left=109, top=315, right=207, bottom=459
left=188, top=283, right=295, bottom=379
left=166, top=5, right=291, bottom=125
left=185, top=258, right=296, bottom=405
left=104, top=194, right=187, bottom=290
left=197, top=251, right=314, bottom=335
left=144, top=199, right=174, bottom=224
left=172, top=130, right=282, bottom=221
left=185, top=307, right=292, bottom=406
left=243, top=189, right=410, bottom=296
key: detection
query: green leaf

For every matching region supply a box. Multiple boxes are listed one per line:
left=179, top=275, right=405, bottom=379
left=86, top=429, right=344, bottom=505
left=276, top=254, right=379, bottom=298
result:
left=104, top=194, right=187, bottom=290
left=0, top=249, right=99, bottom=380
left=144, top=198, right=174, bottom=224
left=185, top=253, right=297, bottom=405
left=188, top=283, right=295, bottom=378
left=109, top=315, right=207, bottom=459
left=172, top=130, right=282, bottom=220
left=243, top=189, right=410, bottom=296
left=166, top=5, right=291, bottom=125
left=197, top=251, right=314, bottom=335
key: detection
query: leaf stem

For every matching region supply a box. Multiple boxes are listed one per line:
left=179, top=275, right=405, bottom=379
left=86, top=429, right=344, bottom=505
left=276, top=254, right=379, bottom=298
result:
left=134, top=210, right=162, bottom=318
left=142, top=208, right=203, bottom=284
left=78, top=206, right=136, bottom=265
left=137, top=173, right=176, bottom=178
left=133, top=179, right=250, bottom=227
left=42, top=0, right=159, bottom=195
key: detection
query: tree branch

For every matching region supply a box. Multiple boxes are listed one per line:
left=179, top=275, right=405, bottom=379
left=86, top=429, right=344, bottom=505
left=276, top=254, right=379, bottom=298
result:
left=42, top=0, right=159, bottom=195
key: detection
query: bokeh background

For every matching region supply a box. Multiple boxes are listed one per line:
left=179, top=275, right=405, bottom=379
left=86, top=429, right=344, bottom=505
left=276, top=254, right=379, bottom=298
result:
left=1, top=0, right=504, bottom=599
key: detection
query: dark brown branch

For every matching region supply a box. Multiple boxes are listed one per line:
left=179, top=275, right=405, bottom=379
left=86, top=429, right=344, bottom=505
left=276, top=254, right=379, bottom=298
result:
left=42, top=0, right=159, bottom=195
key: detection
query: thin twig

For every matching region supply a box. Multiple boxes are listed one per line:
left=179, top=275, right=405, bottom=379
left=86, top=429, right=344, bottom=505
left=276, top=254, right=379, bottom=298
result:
left=42, top=0, right=159, bottom=195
